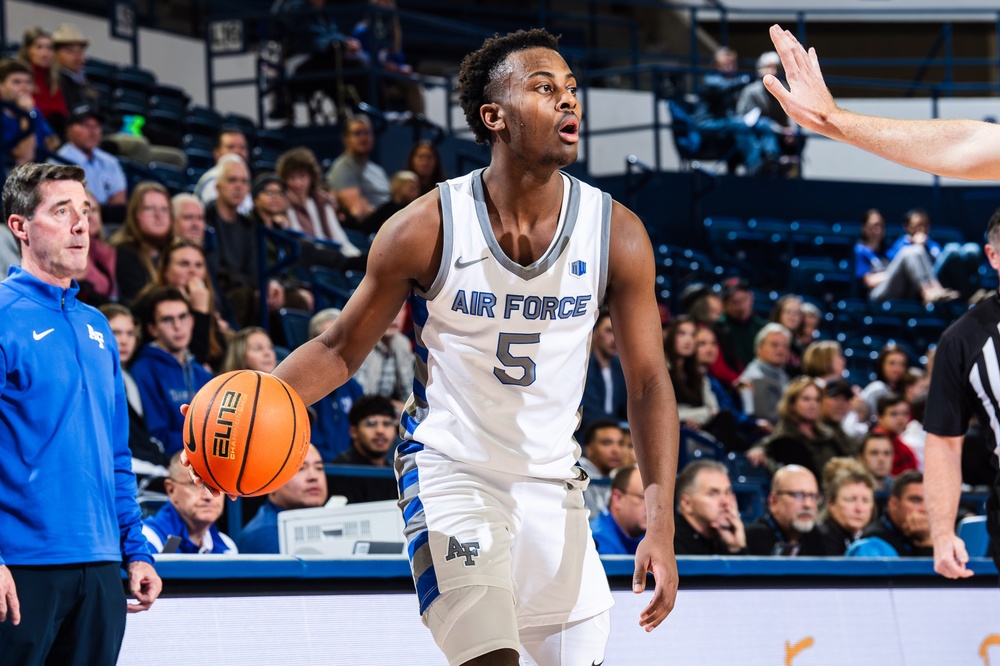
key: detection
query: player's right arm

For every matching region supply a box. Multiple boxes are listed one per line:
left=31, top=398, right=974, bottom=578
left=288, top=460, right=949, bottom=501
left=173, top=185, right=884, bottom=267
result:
left=271, top=191, right=442, bottom=405
left=766, top=24, right=1000, bottom=180
left=925, top=432, right=973, bottom=578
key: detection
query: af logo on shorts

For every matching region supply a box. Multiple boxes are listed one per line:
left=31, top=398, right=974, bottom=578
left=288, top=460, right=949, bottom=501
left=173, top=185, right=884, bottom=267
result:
left=445, top=536, right=480, bottom=566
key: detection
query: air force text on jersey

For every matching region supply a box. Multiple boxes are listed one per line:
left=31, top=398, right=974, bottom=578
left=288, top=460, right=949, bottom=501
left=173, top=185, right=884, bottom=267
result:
left=450, top=289, right=592, bottom=320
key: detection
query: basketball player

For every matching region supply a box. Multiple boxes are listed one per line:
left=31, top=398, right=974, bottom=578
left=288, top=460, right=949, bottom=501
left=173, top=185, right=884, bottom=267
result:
left=764, top=24, right=1000, bottom=577
left=187, top=28, right=680, bottom=665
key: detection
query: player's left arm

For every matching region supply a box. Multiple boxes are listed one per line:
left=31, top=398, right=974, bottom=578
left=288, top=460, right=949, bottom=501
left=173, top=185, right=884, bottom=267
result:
left=606, top=201, right=680, bottom=631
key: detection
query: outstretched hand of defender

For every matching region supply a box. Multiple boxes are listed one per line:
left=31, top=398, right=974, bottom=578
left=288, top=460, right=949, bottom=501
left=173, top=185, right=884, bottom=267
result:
left=177, top=404, right=237, bottom=501
left=764, top=24, right=840, bottom=137
left=632, top=528, right=679, bottom=631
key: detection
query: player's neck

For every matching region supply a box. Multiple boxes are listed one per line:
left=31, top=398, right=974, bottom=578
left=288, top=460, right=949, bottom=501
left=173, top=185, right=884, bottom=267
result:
left=482, top=160, right=564, bottom=220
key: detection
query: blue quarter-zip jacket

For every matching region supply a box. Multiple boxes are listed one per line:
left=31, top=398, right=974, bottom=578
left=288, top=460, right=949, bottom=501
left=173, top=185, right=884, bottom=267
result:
left=0, top=267, right=152, bottom=566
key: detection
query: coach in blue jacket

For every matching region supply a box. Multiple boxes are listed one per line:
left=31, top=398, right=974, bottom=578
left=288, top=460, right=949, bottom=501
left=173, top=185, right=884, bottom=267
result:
left=0, top=163, right=161, bottom=663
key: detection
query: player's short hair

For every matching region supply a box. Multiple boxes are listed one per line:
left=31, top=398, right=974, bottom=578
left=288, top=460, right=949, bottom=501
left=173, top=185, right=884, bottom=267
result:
left=348, top=395, right=397, bottom=427
left=457, top=28, right=560, bottom=144
left=676, top=460, right=728, bottom=499
left=891, top=470, right=923, bottom=499
left=583, top=418, right=623, bottom=446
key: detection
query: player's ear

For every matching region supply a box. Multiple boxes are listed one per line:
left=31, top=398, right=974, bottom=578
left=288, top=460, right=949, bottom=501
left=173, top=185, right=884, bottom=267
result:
left=481, top=102, right=505, bottom=133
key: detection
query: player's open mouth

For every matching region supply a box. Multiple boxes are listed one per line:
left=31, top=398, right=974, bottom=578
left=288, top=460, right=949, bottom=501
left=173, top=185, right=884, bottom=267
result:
left=558, top=117, right=579, bottom=142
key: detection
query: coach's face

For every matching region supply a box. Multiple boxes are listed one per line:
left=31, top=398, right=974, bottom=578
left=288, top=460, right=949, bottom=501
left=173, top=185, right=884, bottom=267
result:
left=9, top=179, right=90, bottom=288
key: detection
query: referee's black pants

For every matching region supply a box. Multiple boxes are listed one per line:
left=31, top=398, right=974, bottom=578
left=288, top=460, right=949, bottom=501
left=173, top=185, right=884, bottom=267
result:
left=0, top=562, right=127, bottom=666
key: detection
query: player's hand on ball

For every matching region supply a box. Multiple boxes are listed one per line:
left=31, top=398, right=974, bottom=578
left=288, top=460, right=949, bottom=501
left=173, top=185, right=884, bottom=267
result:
left=178, top=404, right=236, bottom=501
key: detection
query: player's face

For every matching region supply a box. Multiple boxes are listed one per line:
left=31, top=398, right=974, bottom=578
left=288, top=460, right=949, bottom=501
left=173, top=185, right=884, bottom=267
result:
left=828, top=481, right=874, bottom=534
left=150, top=299, right=193, bottom=353
left=586, top=426, right=625, bottom=475
left=878, top=402, right=910, bottom=436
left=108, top=314, right=138, bottom=363
left=492, top=47, right=580, bottom=168
left=244, top=331, right=277, bottom=373
left=174, top=201, right=205, bottom=243
left=351, top=414, right=396, bottom=461
left=16, top=179, right=90, bottom=286
left=137, top=191, right=172, bottom=242
left=168, top=475, right=225, bottom=531
left=793, top=385, right=821, bottom=424
left=164, top=246, right=206, bottom=287
left=860, top=437, right=893, bottom=479
left=769, top=471, right=819, bottom=534
left=695, top=328, right=718, bottom=366
left=271, top=446, right=327, bottom=509
left=683, top=470, right=736, bottom=532
left=757, top=332, right=789, bottom=367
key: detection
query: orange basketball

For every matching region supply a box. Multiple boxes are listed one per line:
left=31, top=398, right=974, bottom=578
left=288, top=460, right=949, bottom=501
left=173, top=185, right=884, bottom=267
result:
left=183, top=370, right=311, bottom=497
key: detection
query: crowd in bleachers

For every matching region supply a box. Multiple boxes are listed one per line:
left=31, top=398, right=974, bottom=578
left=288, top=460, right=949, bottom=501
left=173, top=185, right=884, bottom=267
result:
left=1, top=12, right=993, bottom=563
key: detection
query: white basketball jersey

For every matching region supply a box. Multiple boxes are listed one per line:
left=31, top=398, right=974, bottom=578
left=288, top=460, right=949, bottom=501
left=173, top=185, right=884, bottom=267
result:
left=402, top=168, right=610, bottom=479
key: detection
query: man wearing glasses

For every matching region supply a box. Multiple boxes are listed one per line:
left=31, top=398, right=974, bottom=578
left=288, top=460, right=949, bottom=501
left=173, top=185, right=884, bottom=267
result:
left=590, top=465, right=648, bottom=555
left=130, top=287, right=213, bottom=458
left=329, top=395, right=401, bottom=503
left=746, top=464, right=825, bottom=556
left=142, top=453, right=238, bottom=554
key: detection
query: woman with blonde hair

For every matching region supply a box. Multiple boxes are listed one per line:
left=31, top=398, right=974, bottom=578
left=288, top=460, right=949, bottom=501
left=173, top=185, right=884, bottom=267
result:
left=748, top=376, right=852, bottom=485
left=112, top=181, right=173, bottom=304
left=801, top=340, right=846, bottom=386
left=18, top=26, right=67, bottom=135
left=221, top=327, right=278, bottom=374
left=816, top=458, right=876, bottom=555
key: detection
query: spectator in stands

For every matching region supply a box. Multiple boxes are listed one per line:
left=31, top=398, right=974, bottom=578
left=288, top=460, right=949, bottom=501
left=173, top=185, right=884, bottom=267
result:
left=746, top=465, right=826, bottom=555
left=52, top=24, right=100, bottom=115
left=856, top=431, right=895, bottom=493
left=237, top=444, right=328, bottom=554
left=194, top=128, right=253, bottom=214
left=860, top=343, right=909, bottom=418
left=0, top=57, right=58, bottom=163
left=695, top=324, right=767, bottom=450
left=308, top=308, right=365, bottom=461
left=363, top=169, right=421, bottom=236
left=329, top=396, right=400, bottom=503
left=276, top=146, right=362, bottom=258
left=816, top=458, right=876, bottom=555
left=406, top=139, right=446, bottom=195
left=820, top=379, right=861, bottom=455
left=848, top=470, right=933, bottom=557
left=171, top=193, right=207, bottom=245
left=798, top=301, right=822, bottom=347
left=901, top=366, right=929, bottom=407
left=579, top=419, right=627, bottom=517
left=855, top=207, right=957, bottom=304
left=142, top=453, right=237, bottom=554
left=56, top=105, right=127, bottom=206
left=152, top=239, right=230, bottom=369
left=736, top=51, right=801, bottom=176
left=736, top=322, right=791, bottom=425
left=351, top=0, right=425, bottom=114
left=688, top=289, right=743, bottom=389
left=206, top=154, right=278, bottom=327
left=768, top=294, right=804, bottom=374
left=801, top=340, right=846, bottom=387
left=889, top=208, right=982, bottom=301
left=748, top=376, right=849, bottom=484
left=111, top=181, right=173, bottom=305
left=718, top=276, right=767, bottom=369
left=75, top=191, right=117, bottom=305
left=673, top=460, right=747, bottom=555
left=130, top=287, right=213, bottom=457
left=99, top=303, right=169, bottom=477
left=580, top=309, right=627, bottom=436
left=590, top=465, right=647, bottom=555
left=901, top=393, right=928, bottom=471
left=18, top=26, right=68, bottom=137
left=354, top=302, right=414, bottom=411
left=325, top=115, right=391, bottom=226
left=871, top=393, right=920, bottom=476
left=221, top=327, right=278, bottom=374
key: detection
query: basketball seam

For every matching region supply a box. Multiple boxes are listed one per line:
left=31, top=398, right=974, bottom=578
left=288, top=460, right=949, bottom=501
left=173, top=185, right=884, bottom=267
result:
left=235, top=371, right=263, bottom=495
left=199, top=371, right=245, bottom=494
left=246, top=375, right=301, bottom=495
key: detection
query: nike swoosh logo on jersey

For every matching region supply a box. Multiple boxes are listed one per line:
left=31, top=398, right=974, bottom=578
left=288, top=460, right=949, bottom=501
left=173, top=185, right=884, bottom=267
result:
left=32, top=328, right=55, bottom=341
left=454, top=256, right=488, bottom=270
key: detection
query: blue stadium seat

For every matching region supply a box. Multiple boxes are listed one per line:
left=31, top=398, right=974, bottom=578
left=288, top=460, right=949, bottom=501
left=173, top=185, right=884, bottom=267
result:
left=278, top=308, right=312, bottom=350
left=789, top=256, right=853, bottom=303
left=957, top=515, right=989, bottom=558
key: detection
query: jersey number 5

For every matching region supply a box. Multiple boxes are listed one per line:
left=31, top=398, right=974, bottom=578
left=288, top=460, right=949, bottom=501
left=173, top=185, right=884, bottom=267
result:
left=494, top=332, right=540, bottom=386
